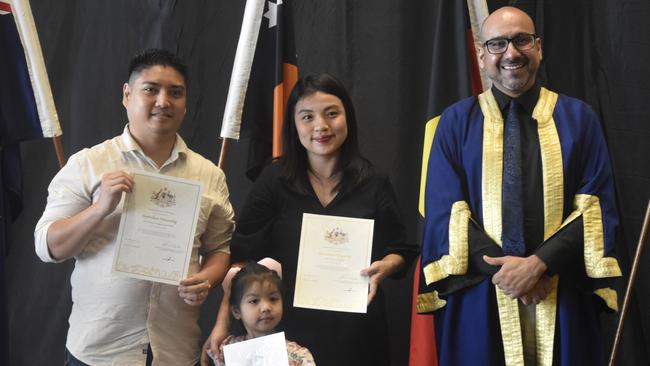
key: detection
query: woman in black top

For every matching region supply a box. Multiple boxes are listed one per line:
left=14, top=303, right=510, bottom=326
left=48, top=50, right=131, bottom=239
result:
left=204, top=73, right=418, bottom=366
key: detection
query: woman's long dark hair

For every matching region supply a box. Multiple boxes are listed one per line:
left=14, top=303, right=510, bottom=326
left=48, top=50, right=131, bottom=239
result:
left=280, top=73, right=370, bottom=194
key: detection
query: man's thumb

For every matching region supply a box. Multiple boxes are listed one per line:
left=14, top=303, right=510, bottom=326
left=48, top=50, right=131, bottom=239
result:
left=483, top=255, right=504, bottom=266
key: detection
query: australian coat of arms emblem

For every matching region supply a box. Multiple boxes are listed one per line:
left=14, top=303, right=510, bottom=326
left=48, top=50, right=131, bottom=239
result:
left=150, top=186, right=176, bottom=208
left=324, top=226, right=348, bottom=245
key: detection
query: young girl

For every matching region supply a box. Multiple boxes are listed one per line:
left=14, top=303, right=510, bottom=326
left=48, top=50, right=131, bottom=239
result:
left=210, top=259, right=315, bottom=366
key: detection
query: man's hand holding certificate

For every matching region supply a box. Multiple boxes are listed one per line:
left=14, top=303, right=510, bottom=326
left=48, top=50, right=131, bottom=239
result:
left=294, top=213, right=374, bottom=313
left=112, top=170, right=203, bottom=285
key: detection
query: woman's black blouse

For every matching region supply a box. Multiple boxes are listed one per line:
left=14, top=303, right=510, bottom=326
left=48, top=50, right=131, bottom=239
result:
left=231, top=162, right=418, bottom=366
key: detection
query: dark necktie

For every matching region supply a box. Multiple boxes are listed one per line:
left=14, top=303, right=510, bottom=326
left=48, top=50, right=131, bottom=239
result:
left=501, top=101, right=526, bottom=256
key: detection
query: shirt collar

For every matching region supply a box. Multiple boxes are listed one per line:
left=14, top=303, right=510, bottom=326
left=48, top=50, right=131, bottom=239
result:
left=491, top=81, right=541, bottom=115
left=117, top=124, right=189, bottom=160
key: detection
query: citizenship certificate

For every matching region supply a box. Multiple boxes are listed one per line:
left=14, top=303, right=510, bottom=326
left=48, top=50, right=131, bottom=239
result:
left=222, top=332, right=289, bottom=366
left=294, top=213, right=374, bottom=313
left=112, top=170, right=203, bottom=285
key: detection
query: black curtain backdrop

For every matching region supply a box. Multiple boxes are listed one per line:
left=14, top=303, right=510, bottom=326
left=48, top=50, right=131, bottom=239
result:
left=5, top=1, right=649, bottom=365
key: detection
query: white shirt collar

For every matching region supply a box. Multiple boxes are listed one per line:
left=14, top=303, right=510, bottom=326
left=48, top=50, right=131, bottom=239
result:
left=117, top=124, right=189, bottom=164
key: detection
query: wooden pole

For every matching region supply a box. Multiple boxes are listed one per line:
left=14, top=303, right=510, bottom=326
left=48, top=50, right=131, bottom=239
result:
left=218, top=138, right=230, bottom=171
left=608, top=199, right=650, bottom=366
left=52, top=135, right=65, bottom=168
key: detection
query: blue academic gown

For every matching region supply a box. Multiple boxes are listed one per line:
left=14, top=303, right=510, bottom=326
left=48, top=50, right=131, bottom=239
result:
left=419, top=87, right=621, bottom=366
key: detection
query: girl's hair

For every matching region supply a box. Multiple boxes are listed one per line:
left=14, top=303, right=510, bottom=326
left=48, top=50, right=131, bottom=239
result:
left=280, top=73, right=371, bottom=194
left=229, top=262, right=284, bottom=336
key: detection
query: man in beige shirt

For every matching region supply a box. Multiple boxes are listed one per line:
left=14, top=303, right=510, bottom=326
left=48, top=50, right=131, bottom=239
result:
left=35, top=49, right=234, bottom=366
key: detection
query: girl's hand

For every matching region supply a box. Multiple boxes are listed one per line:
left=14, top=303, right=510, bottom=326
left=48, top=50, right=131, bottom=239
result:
left=360, top=253, right=405, bottom=305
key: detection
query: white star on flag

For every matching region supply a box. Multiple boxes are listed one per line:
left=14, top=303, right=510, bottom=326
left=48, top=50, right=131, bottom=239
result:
left=263, top=0, right=282, bottom=28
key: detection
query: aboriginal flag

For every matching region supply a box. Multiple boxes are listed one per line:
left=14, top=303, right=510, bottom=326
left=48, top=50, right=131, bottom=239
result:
left=409, top=1, right=487, bottom=365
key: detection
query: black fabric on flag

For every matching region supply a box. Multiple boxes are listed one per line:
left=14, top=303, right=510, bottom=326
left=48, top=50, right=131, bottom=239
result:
left=241, top=0, right=298, bottom=181
left=416, top=0, right=477, bottom=306
left=411, top=2, right=479, bottom=366
left=425, top=1, right=475, bottom=120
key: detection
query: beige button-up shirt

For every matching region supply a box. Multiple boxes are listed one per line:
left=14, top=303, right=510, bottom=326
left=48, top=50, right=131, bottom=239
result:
left=35, top=126, right=234, bottom=365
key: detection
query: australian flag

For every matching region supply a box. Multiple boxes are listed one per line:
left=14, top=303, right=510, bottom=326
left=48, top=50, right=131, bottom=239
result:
left=1, top=0, right=62, bottom=363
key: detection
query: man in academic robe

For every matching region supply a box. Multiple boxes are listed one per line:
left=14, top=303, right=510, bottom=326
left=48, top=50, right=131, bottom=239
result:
left=419, top=6, right=621, bottom=365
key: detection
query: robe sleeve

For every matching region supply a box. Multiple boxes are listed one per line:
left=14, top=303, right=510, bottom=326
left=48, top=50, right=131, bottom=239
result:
left=420, top=108, right=470, bottom=287
left=420, top=107, right=501, bottom=296
left=535, top=102, right=621, bottom=310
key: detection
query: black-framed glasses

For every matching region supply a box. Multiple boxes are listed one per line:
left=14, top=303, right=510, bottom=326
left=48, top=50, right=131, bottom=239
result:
left=483, top=33, right=538, bottom=54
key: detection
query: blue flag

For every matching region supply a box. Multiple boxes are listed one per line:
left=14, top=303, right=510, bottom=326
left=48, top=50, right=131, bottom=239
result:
left=0, top=2, right=42, bottom=143
left=1, top=1, right=62, bottom=363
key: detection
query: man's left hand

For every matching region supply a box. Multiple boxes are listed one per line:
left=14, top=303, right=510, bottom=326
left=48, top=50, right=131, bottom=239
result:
left=483, top=254, right=547, bottom=298
left=178, top=275, right=211, bottom=306
left=519, top=275, right=553, bottom=305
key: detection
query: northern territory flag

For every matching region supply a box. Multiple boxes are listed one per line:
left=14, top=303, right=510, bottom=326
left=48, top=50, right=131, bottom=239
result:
left=220, top=0, right=298, bottom=180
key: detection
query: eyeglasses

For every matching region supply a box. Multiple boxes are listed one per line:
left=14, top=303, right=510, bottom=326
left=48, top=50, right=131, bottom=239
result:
left=482, top=33, right=538, bottom=54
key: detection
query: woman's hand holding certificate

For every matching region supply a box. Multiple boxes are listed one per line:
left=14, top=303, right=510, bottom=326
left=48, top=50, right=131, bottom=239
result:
left=360, top=253, right=406, bottom=305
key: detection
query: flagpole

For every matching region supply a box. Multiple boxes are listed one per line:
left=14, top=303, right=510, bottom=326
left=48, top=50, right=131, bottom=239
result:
left=219, top=0, right=266, bottom=172
left=52, top=136, right=65, bottom=168
left=218, top=138, right=230, bottom=171
left=12, top=0, right=65, bottom=168
left=608, top=199, right=650, bottom=366
left=466, top=0, right=490, bottom=91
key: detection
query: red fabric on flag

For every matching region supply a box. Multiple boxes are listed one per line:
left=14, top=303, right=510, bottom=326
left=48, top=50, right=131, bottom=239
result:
left=0, top=3, right=11, bottom=13
left=409, top=258, right=438, bottom=366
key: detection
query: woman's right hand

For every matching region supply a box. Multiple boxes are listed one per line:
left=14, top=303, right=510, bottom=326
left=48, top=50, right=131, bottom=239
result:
left=200, top=336, right=213, bottom=366
left=200, top=319, right=230, bottom=365
left=201, top=265, right=238, bottom=365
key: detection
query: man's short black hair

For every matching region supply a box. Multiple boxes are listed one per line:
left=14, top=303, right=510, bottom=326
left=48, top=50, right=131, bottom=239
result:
left=127, top=48, right=188, bottom=84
